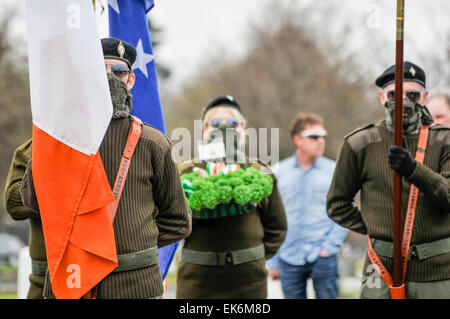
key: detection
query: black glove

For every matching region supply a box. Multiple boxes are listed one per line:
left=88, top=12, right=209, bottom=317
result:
left=388, top=145, right=416, bottom=177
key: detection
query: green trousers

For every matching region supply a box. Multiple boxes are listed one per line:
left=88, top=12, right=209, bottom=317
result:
left=27, top=274, right=45, bottom=299
left=359, top=275, right=450, bottom=299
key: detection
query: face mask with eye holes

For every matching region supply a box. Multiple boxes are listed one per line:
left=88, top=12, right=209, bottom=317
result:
left=384, top=99, right=434, bottom=134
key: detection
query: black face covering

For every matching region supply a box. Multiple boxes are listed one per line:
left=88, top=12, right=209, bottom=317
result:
left=207, top=124, right=245, bottom=164
left=107, top=72, right=133, bottom=120
left=384, top=99, right=434, bottom=134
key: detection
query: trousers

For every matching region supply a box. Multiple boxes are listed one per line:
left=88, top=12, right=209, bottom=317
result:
left=279, top=255, right=339, bottom=299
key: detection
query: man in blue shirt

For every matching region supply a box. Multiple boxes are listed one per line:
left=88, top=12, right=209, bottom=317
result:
left=267, top=112, right=348, bottom=299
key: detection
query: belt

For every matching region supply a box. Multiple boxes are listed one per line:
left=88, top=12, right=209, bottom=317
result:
left=181, top=244, right=265, bottom=267
left=31, top=246, right=158, bottom=276
left=371, top=237, right=450, bottom=261
left=31, top=260, right=48, bottom=276
left=112, top=246, right=158, bottom=273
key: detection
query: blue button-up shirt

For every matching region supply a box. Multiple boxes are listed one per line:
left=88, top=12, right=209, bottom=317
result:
left=267, top=154, right=349, bottom=268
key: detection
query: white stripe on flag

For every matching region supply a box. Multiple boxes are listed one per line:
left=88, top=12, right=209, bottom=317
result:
left=26, top=0, right=112, bottom=155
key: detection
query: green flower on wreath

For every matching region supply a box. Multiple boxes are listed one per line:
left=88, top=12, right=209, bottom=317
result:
left=180, top=166, right=274, bottom=210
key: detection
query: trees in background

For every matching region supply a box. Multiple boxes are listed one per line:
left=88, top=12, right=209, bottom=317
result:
left=0, top=9, right=31, bottom=232
left=163, top=4, right=385, bottom=162
left=162, top=2, right=449, bottom=162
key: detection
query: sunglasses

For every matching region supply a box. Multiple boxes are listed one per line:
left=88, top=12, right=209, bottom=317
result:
left=209, top=117, right=241, bottom=128
left=300, top=130, right=327, bottom=140
left=105, top=63, right=130, bottom=78
left=385, top=90, right=423, bottom=103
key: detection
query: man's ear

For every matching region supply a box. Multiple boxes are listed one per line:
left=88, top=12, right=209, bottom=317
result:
left=422, top=90, right=429, bottom=105
left=127, top=72, right=136, bottom=91
left=292, top=134, right=301, bottom=148
left=378, top=90, right=385, bottom=106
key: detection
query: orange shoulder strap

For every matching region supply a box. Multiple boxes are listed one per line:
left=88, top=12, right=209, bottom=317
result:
left=109, top=116, right=143, bottom=222
left=82, top=116, right=142, bottom=300
left=82, top=116, right=142, bottom=299
left=367, top=124, right=429, bottom=299
left=400, top=124, right=429, bottom=281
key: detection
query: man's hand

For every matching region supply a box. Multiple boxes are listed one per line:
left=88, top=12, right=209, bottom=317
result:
left=268, top=268, right=280, bottom=280
left=319, top=248, right=331, bottom=257
left=388, top=145, right=416, bottom=177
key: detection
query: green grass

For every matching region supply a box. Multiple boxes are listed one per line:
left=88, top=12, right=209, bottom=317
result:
left=0, top=263, right=18, bottom=276
left=0, top=292, right=17, bottom=299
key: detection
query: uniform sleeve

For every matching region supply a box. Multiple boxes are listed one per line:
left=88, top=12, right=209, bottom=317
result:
left=259, top=172, right=288, bottom=260
left=3, top=140, right=39, bottom=220
left=326, top=139, right=367, bottom=234
left=153, top=144, right=192, bottom=248
left=406, top=143, right=450, bottom=213
left=20, top=158, right=41, bottom=214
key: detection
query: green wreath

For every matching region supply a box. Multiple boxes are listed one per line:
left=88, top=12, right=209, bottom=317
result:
left=180, top=166, right=273, bottom=211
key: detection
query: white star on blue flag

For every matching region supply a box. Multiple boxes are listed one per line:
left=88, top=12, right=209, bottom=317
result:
left=108, top=0, right=120, bottom=14
left=132, top=39, right=155, bottom=78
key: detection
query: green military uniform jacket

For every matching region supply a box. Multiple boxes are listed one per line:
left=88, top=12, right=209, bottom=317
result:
left=176, top=159, right=287, bottom=298
left=21, top=117, right=192, bottom=298
left=3, top=138, right=46, bottom=299
left=327, top=120, right=450, bottom=282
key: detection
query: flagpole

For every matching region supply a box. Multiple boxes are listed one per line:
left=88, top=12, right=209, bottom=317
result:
left=392, top=0, right=405, bottom=289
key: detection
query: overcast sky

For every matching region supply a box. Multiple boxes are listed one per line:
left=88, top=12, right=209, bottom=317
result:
left=148, top=0, right=449, bottom=93
left=4, top=0, right=449, bottom=93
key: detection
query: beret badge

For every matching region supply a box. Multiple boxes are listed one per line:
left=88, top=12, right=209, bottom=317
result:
left=118, top=41, right=125, bottom=59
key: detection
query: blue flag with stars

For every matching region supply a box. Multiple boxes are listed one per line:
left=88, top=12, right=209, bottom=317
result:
left=108, top=0, right=177, bottom=281
left=109, top=0, right=165, bottom=133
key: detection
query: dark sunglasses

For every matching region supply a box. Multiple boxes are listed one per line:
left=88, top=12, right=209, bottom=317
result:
left=209, top=117, right=241, bottom=128
left=106, top=64, right=130, bottom=77
left=386, top=90, right=423, bottom=103
left=300, top=130, right=327, bottom=140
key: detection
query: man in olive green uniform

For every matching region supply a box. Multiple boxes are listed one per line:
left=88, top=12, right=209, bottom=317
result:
left=176, top=95, right=287, bottom=298
left=3, top=139, right=46, bottom=299
left=327, top=61, right=450, bottom=298
left=20, top=38, right=192, bottom=299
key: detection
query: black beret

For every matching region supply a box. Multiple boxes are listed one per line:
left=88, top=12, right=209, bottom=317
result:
left=201, top=95, right=243, bottom=120
left=101, top=37, right=136, bottom=69
left=375, top=61, right=426, bottom=88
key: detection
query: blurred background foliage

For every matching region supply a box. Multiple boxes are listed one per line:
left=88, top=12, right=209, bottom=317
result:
left=162, top=2, right=449, bottom=162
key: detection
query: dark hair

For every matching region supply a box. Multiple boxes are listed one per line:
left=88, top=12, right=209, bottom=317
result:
left=289, top=112, right=325, bottom=138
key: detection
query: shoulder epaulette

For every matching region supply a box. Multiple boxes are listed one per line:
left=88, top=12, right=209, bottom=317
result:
left=134, top=116, right=172, bottom=146
left=177, top=160, right=197, bottom=175
left=344, top=124, right=376, bottom=140
left=248, top=158, right=274, bottom=175
left=429, top=124, right=450, bottom=131
left=344, top=124, right=381, bottom=152
left=429, top=124, right=450, bottom=146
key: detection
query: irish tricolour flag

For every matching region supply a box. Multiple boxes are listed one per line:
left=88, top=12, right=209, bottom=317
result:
left=26, top=0, right=117, bottom=298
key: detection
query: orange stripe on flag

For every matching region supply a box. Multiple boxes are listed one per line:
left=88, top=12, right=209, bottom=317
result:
left=32, top=125, right=117, bottom=299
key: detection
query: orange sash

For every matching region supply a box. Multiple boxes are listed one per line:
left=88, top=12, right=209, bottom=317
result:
left=367, top=124, right=429, bottom=299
